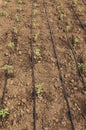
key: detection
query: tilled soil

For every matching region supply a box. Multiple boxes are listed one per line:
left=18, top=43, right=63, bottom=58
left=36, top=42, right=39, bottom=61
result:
left=0, top=0, right=86, bottom=130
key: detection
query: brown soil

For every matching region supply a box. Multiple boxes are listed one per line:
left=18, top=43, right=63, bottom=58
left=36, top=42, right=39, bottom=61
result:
left=0, top=0, right=86, bottom=130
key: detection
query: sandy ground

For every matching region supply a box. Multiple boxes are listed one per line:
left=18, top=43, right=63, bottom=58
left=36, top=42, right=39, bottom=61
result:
left=0, top=0, right=86, bottom=130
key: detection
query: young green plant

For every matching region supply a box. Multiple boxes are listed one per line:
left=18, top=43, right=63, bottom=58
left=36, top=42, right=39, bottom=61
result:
left=7, top=42, right=15, bottom=51
left=72, top=36, right=79, bottom=47
left=13, top=27, right=18, bottom=34
left=60, top=13, right=66, bottom=21
left=78, top=63, right=86, bottom=74
left=36, top=83, right=44, bottom=97
left=34, top=48, right=41, bottom=60
left=0, top=108, right=9, bottom=118
left=33, top=32, right=40, bottom=42
left=17, top=4, right=22, bottom=11
left=15, top=15, right=20, bottom=22
left=73, top=0, right=78, bottom=6
left=4, top=64, right=13, bottom=74
left=18, top=0, right=23, bottom=4
left=65, top=25, right=71, bottom=32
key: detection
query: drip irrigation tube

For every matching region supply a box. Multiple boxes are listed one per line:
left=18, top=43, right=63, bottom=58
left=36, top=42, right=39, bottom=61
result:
left=1, top=71, right=8, bottom=109
left=70, top=4, right=86, bottom=32
left=54, top=0, right=86, bottom=90
left=1, top=56, right=11, bottom=109
left=42, top=0, right=75, bottom=130
left=65, top=32, right=86, bottom=89
left=30, top=1, right=37, bottom=130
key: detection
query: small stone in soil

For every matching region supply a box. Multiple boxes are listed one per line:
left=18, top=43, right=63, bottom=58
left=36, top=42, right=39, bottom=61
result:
left=22, top=98, right=27, bottom=103
left=18, top=51, right=22, bottom=54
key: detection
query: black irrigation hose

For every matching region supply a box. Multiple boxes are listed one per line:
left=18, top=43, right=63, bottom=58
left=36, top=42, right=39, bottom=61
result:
left=65, top=31, right=86, bottom=89
left=42, top=0, right=75, bottom=130
left=54, top=0, right=86, bottom=90
left=70, top=4, right=86, bottom=32
left=30, top=1, right=36, bottom=130
left=65, top=32, right=86, bottom=90
left=1, top=71, right=8, bottom=109
left=53, top=0, right=86, bottom=118
left=1, top=56, right=11, bottom=109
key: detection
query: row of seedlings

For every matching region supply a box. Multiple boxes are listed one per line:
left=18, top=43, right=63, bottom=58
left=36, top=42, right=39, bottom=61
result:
left=0, top=0, right=23, bottom=121
left=54, top=0, right=86, bottom=125
left=33, top=2, right=44, bottom=97
left=31, top=1, right=45, bottom=129
left=30, top=1, right=41, bottom=130
left=54, top=0, right=86, bottom=89
left=0, top=0, right=15, bottom=120
left=71, top=0, right=86, bottom=32
left=42, top=0, right=75, bottom=130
